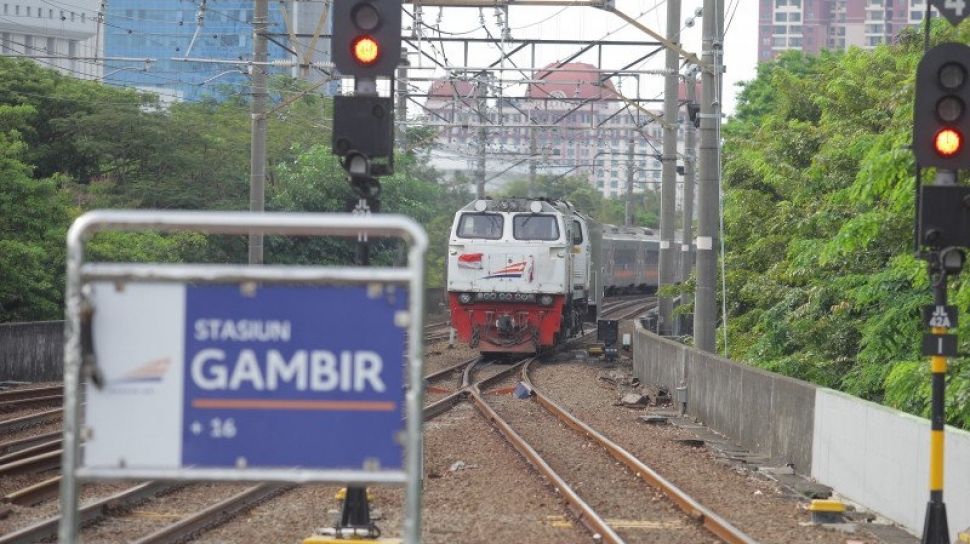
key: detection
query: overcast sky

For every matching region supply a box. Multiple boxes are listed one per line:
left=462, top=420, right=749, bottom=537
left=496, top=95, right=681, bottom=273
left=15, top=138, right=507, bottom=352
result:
left=407, top=0, right=758, bottom=115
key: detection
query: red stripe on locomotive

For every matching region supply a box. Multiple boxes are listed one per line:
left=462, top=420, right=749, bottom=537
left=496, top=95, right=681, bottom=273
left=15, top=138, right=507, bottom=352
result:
left=448, top=293, right=565, bottom=354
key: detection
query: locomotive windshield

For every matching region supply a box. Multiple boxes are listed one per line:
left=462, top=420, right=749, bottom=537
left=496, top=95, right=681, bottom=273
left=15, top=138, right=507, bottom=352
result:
left=513, top=214, right=560, bottom=241
left=457, top=213, right=503, bottom=239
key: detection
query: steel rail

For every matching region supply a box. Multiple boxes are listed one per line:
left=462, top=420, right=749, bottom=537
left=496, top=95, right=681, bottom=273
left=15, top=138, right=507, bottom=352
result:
left=132, top=484, right=291, bottom=544
left=0, top=395, right=63, bottom=410
left=0, top=386, right=62, bottom=402
left=521, top=360, right=761, bottom=544
left=0, top=482, right=178, bottom=544
left=467, top=382, right=624, bottom=544
left=0, top=408, right=63, bottom=435
left=422, top=358, right=528, bottom=421
left=4, top=475, right=61, bottom=506
left=0, top=430, right=60, bottom=456
left=600, top=297, right=655, bottom=318
left=0, top=438, right=61, bottom=465
left=0, top=449, right=61, bottom=476
left=424, top=357, right=479, bottom=384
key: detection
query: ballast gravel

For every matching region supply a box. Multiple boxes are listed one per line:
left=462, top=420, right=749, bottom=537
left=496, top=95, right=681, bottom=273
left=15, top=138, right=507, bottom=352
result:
left=530, top=359, right=881, bottom=544
left=487, top=392, right=714, bottom=543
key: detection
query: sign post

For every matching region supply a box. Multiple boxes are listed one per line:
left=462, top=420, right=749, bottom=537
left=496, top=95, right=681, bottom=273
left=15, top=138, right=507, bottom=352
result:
left=59, top=210, right=427, bottom=543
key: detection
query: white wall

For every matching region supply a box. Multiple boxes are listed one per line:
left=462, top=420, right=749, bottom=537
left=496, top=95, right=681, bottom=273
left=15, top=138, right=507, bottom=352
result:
left=812, top=388, right=970, bottom=540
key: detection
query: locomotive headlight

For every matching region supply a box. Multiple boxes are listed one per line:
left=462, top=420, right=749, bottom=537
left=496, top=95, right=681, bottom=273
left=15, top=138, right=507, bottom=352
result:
left=458, top=293, right=473, bottom=304
left=540, top=295, right=554, bottom=306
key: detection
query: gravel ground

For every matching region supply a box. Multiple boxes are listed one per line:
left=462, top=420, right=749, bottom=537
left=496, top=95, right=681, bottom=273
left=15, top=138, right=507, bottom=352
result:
left=0, top=481, right=134, bottom=537
left=487, top=391, right=713, bottom=543
left=81, top=483, right=252, bottom=543
left=200, top=485, right=398, bottom=543
left=0, top=420, right=62, bottom=448
left=530, top=358, right=880, bottom=544
left=0, top=468, right=59, bottom=498
left=197, top=344, right=583, bottom=544
left=199, top=403, right=585, bottom=544
left=0, top=406, right=62, bottom=428
left=423, top=340, right=478, bottom=375
left=421, top=402, right=584, bottom=543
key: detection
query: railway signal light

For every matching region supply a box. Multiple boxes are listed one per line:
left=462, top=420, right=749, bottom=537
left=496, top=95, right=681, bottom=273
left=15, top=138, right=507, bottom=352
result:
left=914, top=42, right=970, bottom=168
left=333, top=0, right=401, bottom=77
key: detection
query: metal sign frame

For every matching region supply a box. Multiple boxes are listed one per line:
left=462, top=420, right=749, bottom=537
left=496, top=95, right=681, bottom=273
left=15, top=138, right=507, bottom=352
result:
left=59, top=210, right=428, bottom=543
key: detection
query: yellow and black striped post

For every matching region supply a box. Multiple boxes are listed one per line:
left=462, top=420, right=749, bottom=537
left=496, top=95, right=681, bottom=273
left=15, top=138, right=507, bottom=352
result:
left=922, top=283, right=952, bottom=544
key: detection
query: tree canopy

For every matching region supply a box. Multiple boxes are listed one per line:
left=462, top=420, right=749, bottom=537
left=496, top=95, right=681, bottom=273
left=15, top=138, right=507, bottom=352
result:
left=721, top=21, right=970, bottom=426
left=0, top=57, right=471, bottom=321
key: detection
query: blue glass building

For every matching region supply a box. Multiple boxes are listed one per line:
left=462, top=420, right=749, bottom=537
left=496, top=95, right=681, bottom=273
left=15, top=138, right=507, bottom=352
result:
left=104, top=1, right=331, bottom=102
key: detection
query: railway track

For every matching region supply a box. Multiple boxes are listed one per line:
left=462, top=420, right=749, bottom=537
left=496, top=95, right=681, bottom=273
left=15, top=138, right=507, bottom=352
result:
left=0, top=322, right=458, bottom=509
left=599, top=296, right=657, bottom=321
left=417, top=299, right=758, bottom=544
left=516, top=359, right=759, bottom=544
left=0, top=304, right=663, bottom=542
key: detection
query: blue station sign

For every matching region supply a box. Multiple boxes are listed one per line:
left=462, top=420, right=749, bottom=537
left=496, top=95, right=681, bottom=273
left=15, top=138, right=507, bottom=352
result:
left=181, top=284, right=407, bottom=470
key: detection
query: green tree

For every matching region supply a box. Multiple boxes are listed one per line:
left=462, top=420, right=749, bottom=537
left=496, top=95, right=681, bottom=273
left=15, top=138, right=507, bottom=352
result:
left=720, top=21, right=970, bottom=427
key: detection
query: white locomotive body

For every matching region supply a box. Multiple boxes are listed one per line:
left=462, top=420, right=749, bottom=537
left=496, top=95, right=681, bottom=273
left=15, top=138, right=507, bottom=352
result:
left=447, top=197, right=664, bottom=354
left=447, top=199, right=589, bottom=353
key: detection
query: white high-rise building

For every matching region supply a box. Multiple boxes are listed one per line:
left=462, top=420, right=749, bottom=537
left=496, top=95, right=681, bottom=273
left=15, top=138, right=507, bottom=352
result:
left=0, top=0, right=102, bottom=79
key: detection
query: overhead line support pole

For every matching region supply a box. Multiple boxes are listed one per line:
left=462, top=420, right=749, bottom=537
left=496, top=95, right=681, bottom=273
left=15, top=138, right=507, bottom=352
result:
left=681, top=68, right=697, bottom=286
left=249, top=0, right=269, bottom=265
left=694, top=0, right=723, bottom=351
left=625, top=131, right=635, bottom=227
left=657, top=0, right=681, bottom=335
left=397, top=53, right=410, bottom=154
left=529, top=119, right=538, bottom=198
left=476, top=71, right=488, bottom=198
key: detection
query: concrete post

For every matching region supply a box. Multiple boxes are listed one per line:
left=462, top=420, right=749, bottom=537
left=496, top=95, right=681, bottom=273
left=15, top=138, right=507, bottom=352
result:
left=694, top=0, right=723, bottom=352
left=658, top=0, right=681, bottom=334
left=248, top=0, right=268, bottom=265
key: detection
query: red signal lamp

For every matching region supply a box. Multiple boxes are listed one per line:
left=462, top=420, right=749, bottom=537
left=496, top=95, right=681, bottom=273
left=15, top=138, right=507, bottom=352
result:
left=934, top=128, right=963, bottom=157
left=352, top=36, right=380, bottom=65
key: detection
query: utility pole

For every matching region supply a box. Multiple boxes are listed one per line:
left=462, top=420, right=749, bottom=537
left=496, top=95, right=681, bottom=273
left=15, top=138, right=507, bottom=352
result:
left=529, top=121, right=538, bottom=198
left=681, top=67, right=697, bottom=283
left=694, top=0, right=723, bottom=352
left=657, top=0, right=681, bottom=334
left=625, top=130, right=635, bottom=226
left=476, top=71, right=488, bottom=198
left=248, top=0, right=269, bottom=265
left=397, top=52, right=410, bottom=154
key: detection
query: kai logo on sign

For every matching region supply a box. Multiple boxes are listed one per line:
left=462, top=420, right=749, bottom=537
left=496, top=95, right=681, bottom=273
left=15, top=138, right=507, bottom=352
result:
left=923, top=305, right=958, bottom=329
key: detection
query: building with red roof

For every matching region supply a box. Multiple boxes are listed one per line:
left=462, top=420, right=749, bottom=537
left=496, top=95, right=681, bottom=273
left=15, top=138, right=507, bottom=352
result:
left=422, top=62, right=689, bottom=200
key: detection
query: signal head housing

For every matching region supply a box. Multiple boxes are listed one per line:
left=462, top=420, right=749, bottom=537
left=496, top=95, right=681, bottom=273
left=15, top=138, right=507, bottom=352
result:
left=333, top=0, right=402, bottom=77
left=914, top=42, right=970, bottom=168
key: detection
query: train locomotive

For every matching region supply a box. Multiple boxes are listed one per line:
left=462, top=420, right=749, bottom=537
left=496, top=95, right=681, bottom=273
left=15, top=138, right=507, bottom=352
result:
left=446, top=198, right=662, bottom=354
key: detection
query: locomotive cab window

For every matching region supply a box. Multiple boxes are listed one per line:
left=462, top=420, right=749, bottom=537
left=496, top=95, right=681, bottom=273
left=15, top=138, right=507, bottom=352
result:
left=457, top=213, right=503, bottom=239
left=572, top=220, right=584, bottom=245
left=513, top=214, right=560, bottom=241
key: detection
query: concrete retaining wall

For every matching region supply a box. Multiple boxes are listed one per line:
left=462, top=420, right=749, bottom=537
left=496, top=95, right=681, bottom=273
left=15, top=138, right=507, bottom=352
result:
left=633, top=322, right=816, bottom=472
left=0, top=321, right=63, bottom=382
left=633, top=322, right=970, bottom=540
left=812, top=389, right=970, bottom=538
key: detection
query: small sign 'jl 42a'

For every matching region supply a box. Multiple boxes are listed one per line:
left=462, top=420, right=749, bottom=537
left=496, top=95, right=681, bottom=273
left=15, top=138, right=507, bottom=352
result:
left=923, top=305, right=958, bottom=329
